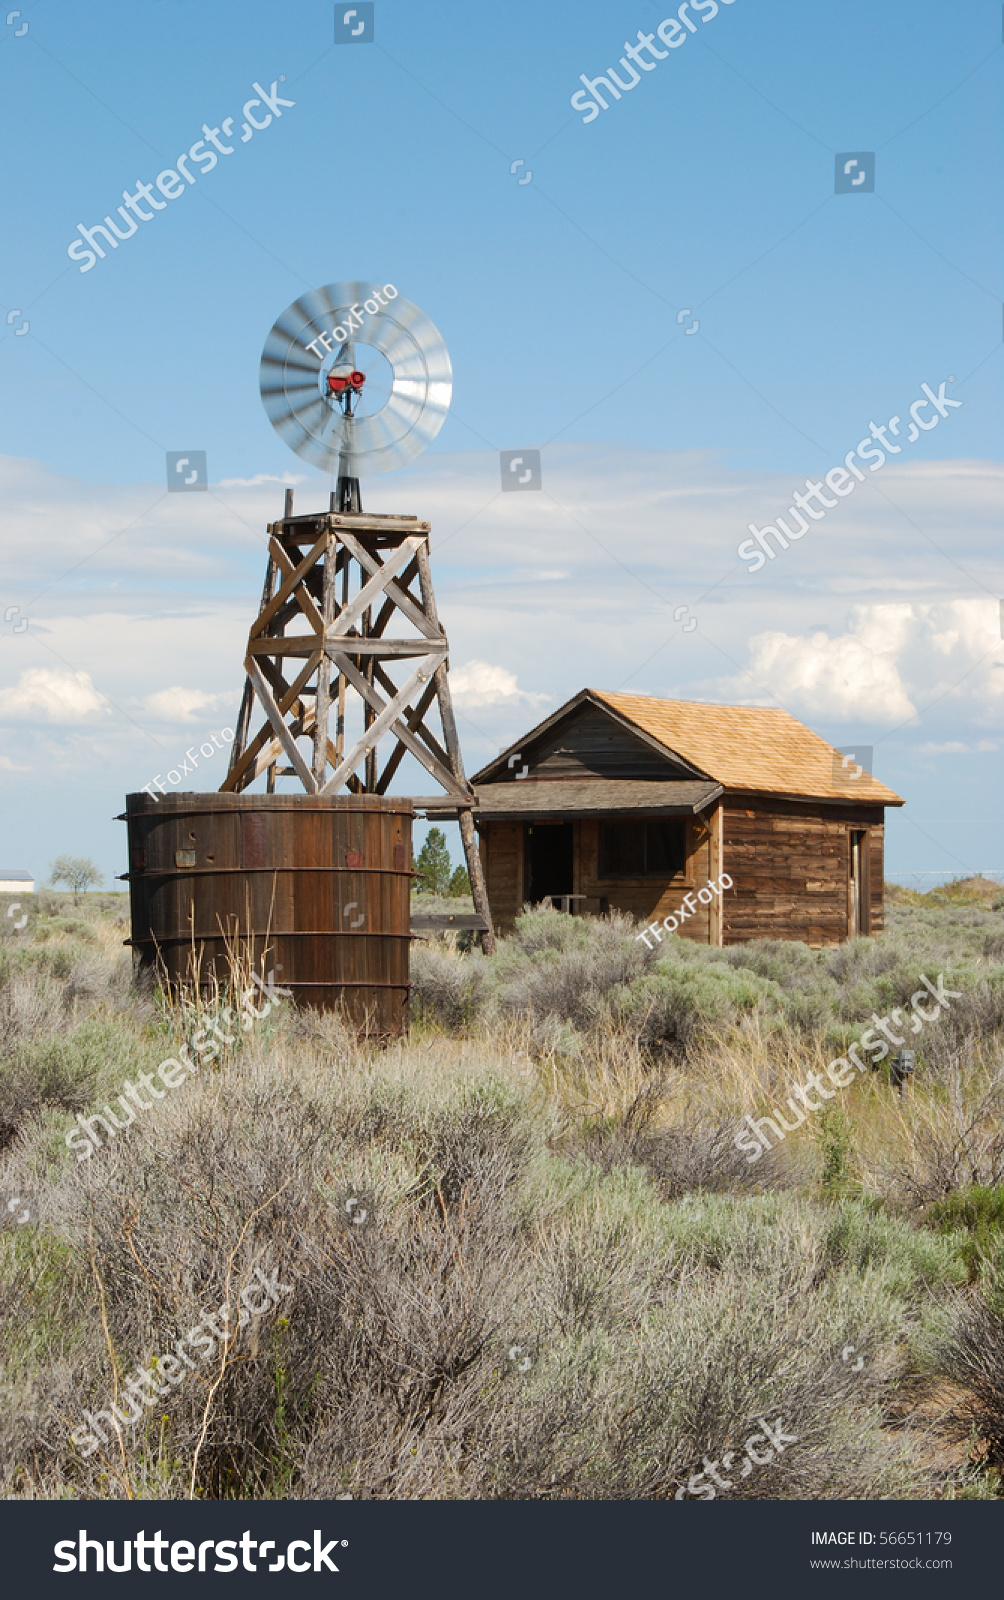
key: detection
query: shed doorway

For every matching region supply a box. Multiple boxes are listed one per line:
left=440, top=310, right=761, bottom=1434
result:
left=850, top=829, right=869, bottom=937
left=523, top=822, right=574, bottom=906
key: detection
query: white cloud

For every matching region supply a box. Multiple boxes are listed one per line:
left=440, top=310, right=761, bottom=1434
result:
left=0, top=754, right=31, bottom=771
left=744, top=620, right=916, bottom=723
left=702, top=598, right=1003, bottom=728
left=449, top=659, right=549, bottom=712
left=142, top=687, right=231, bottom=723
left=0, top=667, right=109, bottom=724
left=920, top=739, right=998, bottom=754
left=0, top=450, right=1000, bottom=863
left=216, top=472, right=303, bottom=489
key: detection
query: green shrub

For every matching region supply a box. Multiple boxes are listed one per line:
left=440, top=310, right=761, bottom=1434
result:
left=816, top=1108, right=856, bottom=1199
left=610, top=962, right=782, bottom=1052
left=34, top=917, right=97, bottom=944
left=923, top=1187, right=1004, bottom=1281
left=925, top=1186, right=1004, bottom=1239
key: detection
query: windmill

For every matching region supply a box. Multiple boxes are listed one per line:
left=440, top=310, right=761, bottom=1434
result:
left=221, top=280, right=494, bottom=948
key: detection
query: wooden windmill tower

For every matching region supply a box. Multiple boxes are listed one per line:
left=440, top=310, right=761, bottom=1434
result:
left=221, top=280, right=494, bottom=948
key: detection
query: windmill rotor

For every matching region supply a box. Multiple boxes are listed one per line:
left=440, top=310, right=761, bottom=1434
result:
left=259, top=281, right=452, bottom=485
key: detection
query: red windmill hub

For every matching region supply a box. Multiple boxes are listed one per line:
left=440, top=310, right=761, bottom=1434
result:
left=327, top=369, right=366, bottom=394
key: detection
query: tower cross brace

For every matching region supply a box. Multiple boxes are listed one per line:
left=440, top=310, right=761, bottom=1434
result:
left=222, top=489, right=494, bottom=948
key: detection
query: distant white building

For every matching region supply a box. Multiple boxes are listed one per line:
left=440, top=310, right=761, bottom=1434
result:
left=0, top=869, right=34, bottom=894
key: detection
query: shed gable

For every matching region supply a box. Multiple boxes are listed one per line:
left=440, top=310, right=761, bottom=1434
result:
left=497, top=705, right=697, bottom=783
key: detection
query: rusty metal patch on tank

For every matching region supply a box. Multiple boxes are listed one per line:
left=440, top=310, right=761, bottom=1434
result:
left=242, top=812, right=267, bottom=868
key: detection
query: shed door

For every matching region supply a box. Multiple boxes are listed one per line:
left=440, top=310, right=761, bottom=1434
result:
left=523, top=823, right=574, bottom=906
left=850, top=829, right=869, bottom=937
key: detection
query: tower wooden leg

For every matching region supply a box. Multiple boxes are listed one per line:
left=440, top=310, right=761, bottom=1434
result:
left=458, top=804, right=495, bottom=955
left=414, top=539, right=496, bottom=951
left=313, top=532, right=335, bottom=782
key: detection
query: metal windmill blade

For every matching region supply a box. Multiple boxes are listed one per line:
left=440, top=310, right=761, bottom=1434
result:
left=259, top=281, right=452, bottom=480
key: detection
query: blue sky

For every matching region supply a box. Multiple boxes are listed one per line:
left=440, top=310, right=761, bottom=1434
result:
left=0, top=0, right=1001, bottom=885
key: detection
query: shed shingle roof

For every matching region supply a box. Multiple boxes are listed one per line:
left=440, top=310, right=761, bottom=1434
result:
left=592, top=692, right=903, bottom=805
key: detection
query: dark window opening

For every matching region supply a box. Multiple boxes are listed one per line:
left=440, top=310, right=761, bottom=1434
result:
left=523, top=822, right=574, bottom=904
left=598, top=819, right=687, bottom=879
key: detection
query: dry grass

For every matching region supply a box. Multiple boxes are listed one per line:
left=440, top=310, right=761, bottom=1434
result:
left=1, top=889, right=1003, bottom=1500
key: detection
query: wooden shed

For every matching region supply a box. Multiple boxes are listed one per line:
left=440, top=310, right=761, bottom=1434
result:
left=424, top=690, right=903, bottom=946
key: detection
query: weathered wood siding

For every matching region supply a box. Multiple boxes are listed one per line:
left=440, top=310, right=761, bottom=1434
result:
left=869, top=827, right=886, bottom=935
left=482, top=821, right=523, bottom=932
left=520, top=708, right=691, bottom=781
left=721, top=795, right=885, bottom=946
left=576, top=816, right=714, bottom=943
left=483, top=798, right=886, bottom=946
left=484, top=816, right=714, bottom=941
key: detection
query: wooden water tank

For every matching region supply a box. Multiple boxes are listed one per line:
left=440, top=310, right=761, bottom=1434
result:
left=124, top=792, right=412, bottom=1034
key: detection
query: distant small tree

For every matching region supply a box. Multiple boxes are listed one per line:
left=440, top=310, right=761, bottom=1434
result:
left=49, top=854, right=102, bottom=905
left=413, top=828, right=452, bottom=896
left=448, top=864, right=471, bottom=898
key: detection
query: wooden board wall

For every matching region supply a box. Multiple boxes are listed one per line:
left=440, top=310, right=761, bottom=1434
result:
left=520, top=707, right=691, bottom=781
left=482, top=799, right=886, bottom=946
left=868, top=827, right=886, bottom=936
left=576, top=816, right=714, bottom=943
left=481, top=821, right=523, bottom=932
left=482, top=815, right=715, bottom=941
left=721, top=796, right=885, bottom=946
